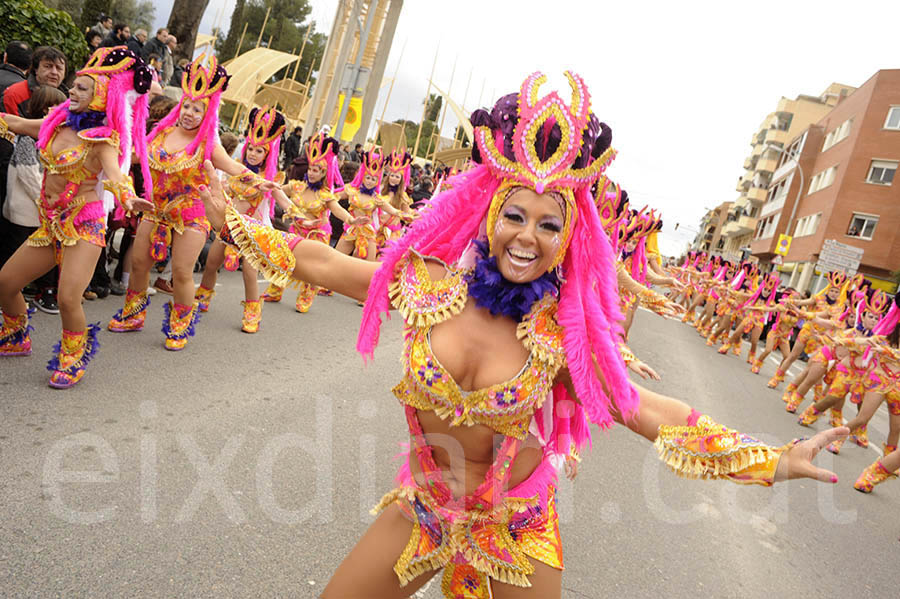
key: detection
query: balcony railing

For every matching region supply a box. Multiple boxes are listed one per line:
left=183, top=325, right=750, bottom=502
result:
left=747, top=186, right=767, bottom=204
left=755, top=157, right=778, bottom=174
left=765, top=128, right=788, bottom=146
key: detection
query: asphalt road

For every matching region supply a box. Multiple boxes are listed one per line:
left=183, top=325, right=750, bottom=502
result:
left=1, top=275, right=897, bottom=598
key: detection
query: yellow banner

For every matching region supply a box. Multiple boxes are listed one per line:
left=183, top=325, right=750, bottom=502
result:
left=332, top=94, right=363, bottom=141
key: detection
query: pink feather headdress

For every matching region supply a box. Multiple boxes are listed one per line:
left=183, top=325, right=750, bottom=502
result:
left=147, top=54, right=230, bottom=162
left=38, top=46, right=153, bottom=205
left=357, top=71, right=638, bottom=452
left=351, top=149, right=385, bottom=189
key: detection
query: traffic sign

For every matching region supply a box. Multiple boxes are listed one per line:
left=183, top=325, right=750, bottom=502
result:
left=818, top=238, right=863, bottom=273
left=774, top=234, right=792, bottom=256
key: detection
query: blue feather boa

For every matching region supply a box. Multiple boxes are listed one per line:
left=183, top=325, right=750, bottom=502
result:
left=65, top=109, right=106, bottom=131
left=465, top=240, right=559, bottom=322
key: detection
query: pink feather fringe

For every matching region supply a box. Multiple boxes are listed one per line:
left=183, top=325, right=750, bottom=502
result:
left=147, top=91, right=223, bottom=162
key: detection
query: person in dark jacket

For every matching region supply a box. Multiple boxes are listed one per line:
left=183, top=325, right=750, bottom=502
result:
left=127, top=29, right=147, bottom=56
left=142, top=28, right=168, bottom=62
left=100, top=23, right=131, bottom=48
left=282, top=126, right=302, bottom=169
left=0, top=41, right=30, bottom=98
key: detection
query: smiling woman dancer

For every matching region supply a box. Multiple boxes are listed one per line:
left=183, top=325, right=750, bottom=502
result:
left=201, top=72, right=846, bottom=599
left=0, top=47, right=153, bottom=387
left=108, top=55, right=270, bottom=350
left=194, top=106, right=292, bottom=333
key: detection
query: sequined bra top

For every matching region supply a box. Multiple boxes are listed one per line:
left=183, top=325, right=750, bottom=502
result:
left=347, top=187, right=378, bottom=214
left=38, top=125, right=119, bottom=185
left=147, top=127, right=204, bottom=174
left=390, top=250, right=566, bottom=440
left=284, top=180, right=335, bottom=219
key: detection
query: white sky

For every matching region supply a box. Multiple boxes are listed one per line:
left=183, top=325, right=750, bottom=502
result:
left=157, top=0, right=899, bottom=256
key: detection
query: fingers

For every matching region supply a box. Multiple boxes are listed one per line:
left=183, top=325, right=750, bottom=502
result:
left=813, top=426, right=850, bottom=452
left=203, top=160, right=224, bottom=196
left=805, top=464, right=839, bottom=484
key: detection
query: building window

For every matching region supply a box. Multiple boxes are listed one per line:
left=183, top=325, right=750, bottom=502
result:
left=754, top=214, right=780, bottom=240
left=794, top=212, right=821, bottom=237
left=846, top=213, right=878, bottom=240
left=822, top=119, right=852, bottom=151
left=809, top=165, right=838, bottom=194
left=885, top=106, right=900, bottom=130
left=866, top=159, right=897, bottom=185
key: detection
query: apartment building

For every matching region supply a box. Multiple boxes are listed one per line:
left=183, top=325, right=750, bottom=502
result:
left=720, top=84, right=856, bottom=258
left=750, top=69, right=900, bottom=292
left=691, top=202, right=732, bottom=254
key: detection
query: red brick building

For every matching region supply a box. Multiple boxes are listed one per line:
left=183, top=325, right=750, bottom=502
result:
left=750, top=69, right=900, bottom=292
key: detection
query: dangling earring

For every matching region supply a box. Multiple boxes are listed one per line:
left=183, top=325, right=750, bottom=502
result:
left=555, top=263, right=567, bottom=284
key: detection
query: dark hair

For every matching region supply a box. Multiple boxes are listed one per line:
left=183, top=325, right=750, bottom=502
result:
left=4, top=40, right=31, bottom=70
left=220, top=132, right=239, bottom=156
left=292, top=126, right=302, bottom=134
left=148, top=53, right=161, bottom=63
left=85, top=30, right=102, bottom=45
left=354, top=143, right=362, bottom=150
left=31, top=46, right=66, bottom=72
left=26, top=85, right=66, bottom=118
left=102, top=16, right=113, bottom=24
left=147, top=94, right=177, bottom=131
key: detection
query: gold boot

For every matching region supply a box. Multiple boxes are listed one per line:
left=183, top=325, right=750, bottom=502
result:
left=853, top=460, right=897, bottom=493
left=241, top=300, right=262, bottom=333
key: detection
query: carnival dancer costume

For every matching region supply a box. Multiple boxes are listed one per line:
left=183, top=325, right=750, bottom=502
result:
left=259, top=132, right=354, bottom=312
left=204, top=72, right=833, bottom=598
left=770, top=270, right=849, bottom=388
left=0, top=46, right=152, bottom=387
left=195, top=106, right=287, bottom=333
left=109, top=54, right=269, bottom=349
left=717, top=272, right=779, bottom=363
left=796, top=290, right=888, bottom=451
left=335, top=149, right=401, bottom=260
left=376, top=148, right=415, bottom=249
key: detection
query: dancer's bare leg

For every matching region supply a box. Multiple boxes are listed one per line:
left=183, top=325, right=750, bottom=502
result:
left=321, top=504, right=438, bottom=599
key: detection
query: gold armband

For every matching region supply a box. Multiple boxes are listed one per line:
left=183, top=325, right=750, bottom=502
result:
left=103, top=176, right=139, bottom=214
left=227, top=170, right=268, bottom=201
left=618, top=342, right=636, bottom=365
left=639, top=287, right=670, bottom=314
left=0, top=114, right=15, bottom=143
left=655, top=415, right=791, bottom=486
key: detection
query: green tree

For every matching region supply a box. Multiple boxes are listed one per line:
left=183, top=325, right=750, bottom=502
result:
left=425, top=93, right=442, bottom=123
left=109, top=0, right=155, bottom=32
left=80, top=0, right=111, bottom=30
left=44, top=0, right=85, bottom=24
left=1, top=0, right=89, bottom=70
left=219, top=0, right=326, bottom=86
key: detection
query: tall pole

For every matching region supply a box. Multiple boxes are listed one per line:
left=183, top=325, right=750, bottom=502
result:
left=377, top=37, right=406, bottom=130
left=335, top=0, right=380, bottom=140
left=454, top=67, right=473, bottom=149
left=432, top=55, right=456, bottom=160
left=255, top=7, right=272, bottom=49
left=234, top=22, right=249, bottom=59
left=413, top=44, right=439, bottom=159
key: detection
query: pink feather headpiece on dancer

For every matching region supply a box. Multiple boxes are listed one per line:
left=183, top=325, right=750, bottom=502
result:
left=350, top=149, right=385, bottom=189
left=305, top=132, right=344, bottom=192
left=386, top=148, right=412, bottom=191
left=358, top=71, right=639, bottom=454
left=38, top=46, right=154, bottom=203
left=147, top=54, right=230, bottom=162
left=241, top=105, right=285, bottom=216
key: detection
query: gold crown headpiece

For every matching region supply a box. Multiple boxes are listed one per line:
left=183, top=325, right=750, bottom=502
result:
left=181, top=54, right=230, bottom=104
left=246, top=106, right=286, bottom=148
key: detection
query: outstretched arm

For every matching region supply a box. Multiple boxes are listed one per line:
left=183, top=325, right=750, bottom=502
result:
left=0, top=112, right=43, bottom=140
left=200, top=161, right=378, bottom=302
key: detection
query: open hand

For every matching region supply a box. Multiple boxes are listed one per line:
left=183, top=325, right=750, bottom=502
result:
left=628, top=359, right=661, bottom=381
left=124, top=197, right=154, bottom=213
left=198, top=160, right=228, bottom=231
left=349, top=216, right=370, bottom=226
left=774, top=426, right=849, bottom=483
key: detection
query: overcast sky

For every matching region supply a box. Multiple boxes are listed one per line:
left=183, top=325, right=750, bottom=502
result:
left=156, top=0, right=898, bottom=256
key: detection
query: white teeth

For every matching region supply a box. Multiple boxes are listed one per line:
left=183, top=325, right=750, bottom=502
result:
left=508, top=248, right=537, bottom=260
